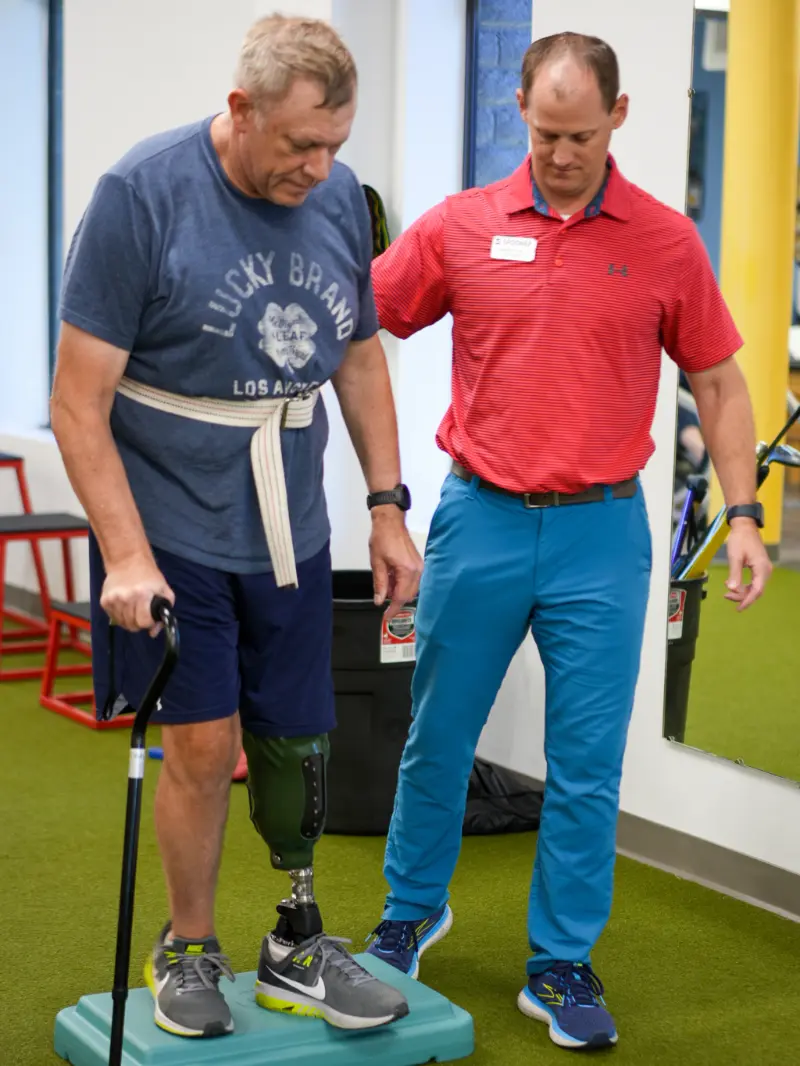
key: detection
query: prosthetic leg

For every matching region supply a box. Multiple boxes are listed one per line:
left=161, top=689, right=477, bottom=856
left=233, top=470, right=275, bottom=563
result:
left=242, top=729, right=410, bottom=1030
left=241, top=730, right=329, bottom=945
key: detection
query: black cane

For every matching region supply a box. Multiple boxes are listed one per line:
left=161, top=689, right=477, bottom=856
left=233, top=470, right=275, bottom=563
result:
left=107, top=596, right=179, bottom=1066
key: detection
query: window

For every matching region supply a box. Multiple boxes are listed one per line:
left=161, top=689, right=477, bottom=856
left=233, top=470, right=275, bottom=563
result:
left=48, top=0, right=64, bottom=380
left=462, top=0, right=533, bottom=190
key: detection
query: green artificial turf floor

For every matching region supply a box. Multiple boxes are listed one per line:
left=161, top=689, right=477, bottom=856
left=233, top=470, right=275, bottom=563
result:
left=2, top=629, right=800, bottom=1066
left=684, top=564, right=800, bottom=782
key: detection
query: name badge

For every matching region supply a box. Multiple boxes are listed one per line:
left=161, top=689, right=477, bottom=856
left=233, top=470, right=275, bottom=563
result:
left=490, top=235, right=537, bottom=263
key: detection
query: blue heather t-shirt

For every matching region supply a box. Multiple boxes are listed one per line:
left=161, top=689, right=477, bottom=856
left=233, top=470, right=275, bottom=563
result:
left=59, top=115, right=378, bottom=573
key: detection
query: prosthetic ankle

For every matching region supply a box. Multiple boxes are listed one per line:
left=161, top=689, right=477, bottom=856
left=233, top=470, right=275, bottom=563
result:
left=242, top=730, right=329, bottom=945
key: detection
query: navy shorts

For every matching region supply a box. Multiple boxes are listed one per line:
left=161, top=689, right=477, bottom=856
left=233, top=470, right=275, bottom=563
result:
left=88, top=534, right=335, bottom=738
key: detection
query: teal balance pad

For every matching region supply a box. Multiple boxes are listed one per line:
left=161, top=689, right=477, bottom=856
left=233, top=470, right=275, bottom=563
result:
left=54, top=954, right=474, bottom=1065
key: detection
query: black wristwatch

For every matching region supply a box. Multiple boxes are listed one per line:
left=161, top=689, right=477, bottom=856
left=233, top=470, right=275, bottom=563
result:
left=726, top=503, right=764, bottom=528
left=367, top=483, right=411, bottom=512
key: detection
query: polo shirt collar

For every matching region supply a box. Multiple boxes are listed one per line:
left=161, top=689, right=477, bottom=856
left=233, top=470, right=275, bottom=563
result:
left=498, top=153, right=631, bottom=222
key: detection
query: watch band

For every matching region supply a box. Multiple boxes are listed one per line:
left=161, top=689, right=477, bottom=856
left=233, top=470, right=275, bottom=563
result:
left=726, top=503, right=764, bottom=528
left=369, top=489, right=402, bottom=507
left=366, top=483, right=411, bottom=511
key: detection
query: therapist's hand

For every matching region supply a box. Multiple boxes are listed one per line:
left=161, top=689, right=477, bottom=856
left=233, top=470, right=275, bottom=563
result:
left=725, top=518, right=772, bottom=611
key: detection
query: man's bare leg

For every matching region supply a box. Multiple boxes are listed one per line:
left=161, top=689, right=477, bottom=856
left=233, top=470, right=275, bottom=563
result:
left=154, top=715, right=241, bottom=939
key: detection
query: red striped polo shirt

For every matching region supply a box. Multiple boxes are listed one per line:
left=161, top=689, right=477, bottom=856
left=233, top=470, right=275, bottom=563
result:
left=371, top=154, right=742, bottom=494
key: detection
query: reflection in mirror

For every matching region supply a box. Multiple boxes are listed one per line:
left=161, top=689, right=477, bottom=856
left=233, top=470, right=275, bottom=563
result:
left=666, top=390, right=800, bottom=781
left=662, top=6, right=800, bottom=782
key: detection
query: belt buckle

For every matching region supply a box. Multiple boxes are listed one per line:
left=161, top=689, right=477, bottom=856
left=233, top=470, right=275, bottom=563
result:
left=523, top=491, right=559, bottom=509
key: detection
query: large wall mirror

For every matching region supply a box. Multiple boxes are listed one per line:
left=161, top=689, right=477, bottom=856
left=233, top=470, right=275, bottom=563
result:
left=664, top=5, right=800, bottom=782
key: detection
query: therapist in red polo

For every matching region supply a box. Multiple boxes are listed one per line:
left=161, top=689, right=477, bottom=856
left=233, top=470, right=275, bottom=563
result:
left=364, top=31, right=771, bottom=1052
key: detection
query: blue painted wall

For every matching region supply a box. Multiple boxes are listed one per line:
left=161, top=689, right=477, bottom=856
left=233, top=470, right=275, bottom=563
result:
left=690, top=13, right=728, bottom=279
left=473, top=0, right=533, bottom=187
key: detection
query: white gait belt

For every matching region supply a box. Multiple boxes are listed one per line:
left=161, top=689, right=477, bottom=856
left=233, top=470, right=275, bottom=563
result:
left=116, top=376, right=318, bottom=589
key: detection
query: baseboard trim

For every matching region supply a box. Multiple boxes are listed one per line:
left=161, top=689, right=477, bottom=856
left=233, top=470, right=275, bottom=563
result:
left=516, top=771, right=800, bottom=923
left=615, top=811, right=800, bottom=923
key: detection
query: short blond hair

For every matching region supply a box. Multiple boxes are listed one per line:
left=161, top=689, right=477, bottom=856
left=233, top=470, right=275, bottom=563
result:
left=234, top=14, right=357, bottom=110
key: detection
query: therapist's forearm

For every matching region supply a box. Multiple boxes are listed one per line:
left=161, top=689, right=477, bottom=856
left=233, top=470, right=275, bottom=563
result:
left=691, top=360, right=757, bottom=507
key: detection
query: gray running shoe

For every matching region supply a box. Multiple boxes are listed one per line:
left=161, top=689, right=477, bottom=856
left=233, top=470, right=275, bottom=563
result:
left=144, top=922, right=236, bottom=1038
left=255, top=932, right=409, bottom=1030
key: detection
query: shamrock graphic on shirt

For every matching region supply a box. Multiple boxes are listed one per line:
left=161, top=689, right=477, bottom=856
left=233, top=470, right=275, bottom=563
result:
left=258, top=302, right=318, bottom=370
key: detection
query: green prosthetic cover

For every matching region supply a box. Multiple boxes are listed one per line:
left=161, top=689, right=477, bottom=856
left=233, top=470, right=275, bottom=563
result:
left=242, top=731, right=329, bottom=870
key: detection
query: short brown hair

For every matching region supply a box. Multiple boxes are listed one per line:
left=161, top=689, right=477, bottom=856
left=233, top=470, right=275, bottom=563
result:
left=235, top=14, right=357, bottom=110
left=521, top=32, right=620, bottom=112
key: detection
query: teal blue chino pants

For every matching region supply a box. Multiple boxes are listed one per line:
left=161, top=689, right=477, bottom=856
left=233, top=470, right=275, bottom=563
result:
left=382, top=470, right=652, bottom=974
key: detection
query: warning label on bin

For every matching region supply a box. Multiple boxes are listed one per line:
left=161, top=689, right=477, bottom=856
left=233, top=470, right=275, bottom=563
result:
left=668, top=588, right=686, bottom=641
left=381, top=607, right=417, bottom=664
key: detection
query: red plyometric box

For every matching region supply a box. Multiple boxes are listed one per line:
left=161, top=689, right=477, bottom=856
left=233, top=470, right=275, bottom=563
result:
left=380, top=605, right=417, bottom=664
left=0, top=513, right=90, bottom=681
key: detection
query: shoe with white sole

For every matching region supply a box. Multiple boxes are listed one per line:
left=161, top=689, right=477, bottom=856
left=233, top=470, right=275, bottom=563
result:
left=365, top=903, right=453, bottom=979
left=143, top=922, right=235, bottom=1038
left=255, top=931, right=409, bottom=1030
left=517, top=961, right=618, bottom=1051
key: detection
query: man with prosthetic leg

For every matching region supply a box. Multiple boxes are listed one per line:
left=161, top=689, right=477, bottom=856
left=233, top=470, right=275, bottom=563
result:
left=50, top=14, right=422, bottom=1041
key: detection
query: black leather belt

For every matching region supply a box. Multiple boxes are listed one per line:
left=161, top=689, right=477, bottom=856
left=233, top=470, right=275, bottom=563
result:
left=451, top=461, right=638, bottom=509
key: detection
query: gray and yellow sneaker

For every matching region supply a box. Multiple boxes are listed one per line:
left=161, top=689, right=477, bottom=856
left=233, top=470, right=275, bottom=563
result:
left=255, top=931, right=410, bottom=1030
left=143, top=922, right=236, bottom=1038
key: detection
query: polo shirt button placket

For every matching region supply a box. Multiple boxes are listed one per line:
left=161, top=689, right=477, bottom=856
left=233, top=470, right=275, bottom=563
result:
left=555, top=225, right=566, bottom=268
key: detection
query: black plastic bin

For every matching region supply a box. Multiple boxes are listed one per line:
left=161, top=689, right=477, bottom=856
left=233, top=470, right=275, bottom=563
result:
left=324, top=570, right=417, bottom=835
left=663, top=575, right=707, bottom=744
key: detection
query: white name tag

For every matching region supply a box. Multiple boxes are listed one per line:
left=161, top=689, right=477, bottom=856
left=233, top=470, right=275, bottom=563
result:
left=490, top=235, right=537, bottom=262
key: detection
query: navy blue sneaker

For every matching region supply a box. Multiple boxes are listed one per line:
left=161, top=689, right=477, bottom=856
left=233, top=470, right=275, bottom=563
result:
left=517, top=962, right=618, bottom=1050
left=365, top=904, right=453, bottom=979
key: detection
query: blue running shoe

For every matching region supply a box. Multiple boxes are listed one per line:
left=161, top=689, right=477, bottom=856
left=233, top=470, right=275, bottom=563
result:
left=517, top=962, right=618, bottom=1051
left=365, top=904, right=453, bottom=979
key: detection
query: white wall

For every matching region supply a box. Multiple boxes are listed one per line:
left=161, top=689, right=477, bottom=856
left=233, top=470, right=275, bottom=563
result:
left=391, top=0, right=466, bottom=533
left=310, top=0, right=465, bottom=568
left=311, top=0, right=400, bottom=571
left=0, top=1, right=63, bottom=594
left=475, top=0, right=800, bottom=879
left=0, top=0, right=50, bottom=434
left=63, top=0, right=258, bottom=247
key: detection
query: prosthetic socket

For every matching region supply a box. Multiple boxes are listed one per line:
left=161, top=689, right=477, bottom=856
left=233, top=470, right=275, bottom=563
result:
left=242, top=730, right=329, bottom=942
